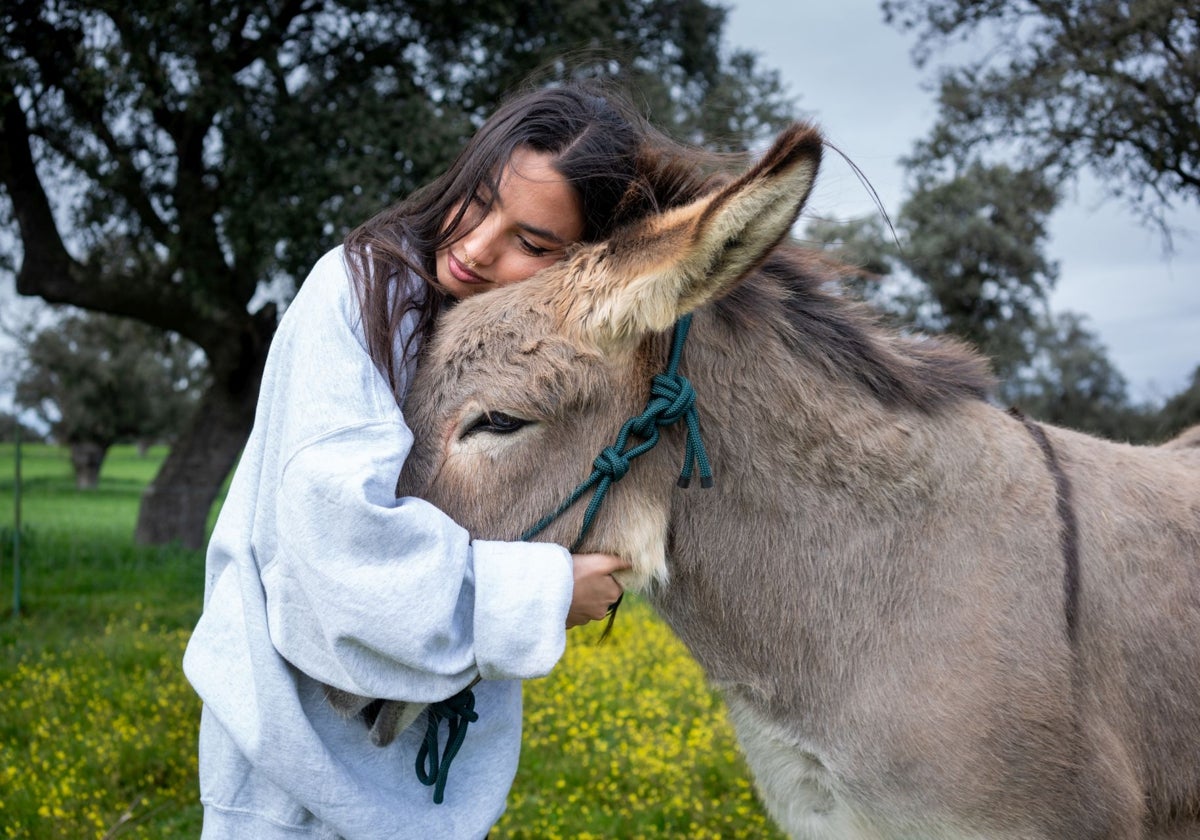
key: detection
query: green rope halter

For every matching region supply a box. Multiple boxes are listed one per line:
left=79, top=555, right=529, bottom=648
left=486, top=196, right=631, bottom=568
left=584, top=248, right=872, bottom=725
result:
left=521, top=313, right=713, bottom=548
left=417, top=314, right=712, bottom=803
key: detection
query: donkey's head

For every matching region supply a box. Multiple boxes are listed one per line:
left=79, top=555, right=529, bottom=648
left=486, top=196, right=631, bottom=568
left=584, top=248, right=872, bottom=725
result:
left=397, top=124, right=823, bottom=590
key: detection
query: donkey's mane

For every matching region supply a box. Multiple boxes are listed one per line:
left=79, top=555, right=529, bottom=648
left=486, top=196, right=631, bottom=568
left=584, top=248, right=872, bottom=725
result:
left=715, top=244, right=996, bottom=413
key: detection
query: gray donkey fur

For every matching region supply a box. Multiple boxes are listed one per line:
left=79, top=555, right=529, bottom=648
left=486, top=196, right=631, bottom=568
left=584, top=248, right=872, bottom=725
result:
left=336, top=124, right=1200, bottom=838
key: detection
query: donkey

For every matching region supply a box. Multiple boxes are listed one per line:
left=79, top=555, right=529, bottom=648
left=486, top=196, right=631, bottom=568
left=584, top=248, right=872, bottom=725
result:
left=355, top=124, right=1200, bottom=838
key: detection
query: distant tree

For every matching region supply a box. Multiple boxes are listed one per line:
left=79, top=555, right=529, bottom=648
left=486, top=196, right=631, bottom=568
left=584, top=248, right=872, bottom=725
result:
left=0, top=0, right=796, bottom=547
left=1155, top=365, right=1200, bottom=442
left=808, top=161, right=1060, bottom=383
left=896, top=162, right=1061, bottom=382
left=15, top=312, right=206, bottom=488
left=804, top=172, right=1154, bottom=436
left=804, top=215, right=898, bottom=299
left=882, top=0, right=1200, bottom=232
left=0, top=410, right=45, bottom=443
left=804, top=213, right=939, bottom=333
left=1007, top=311, right=1151, bottom=441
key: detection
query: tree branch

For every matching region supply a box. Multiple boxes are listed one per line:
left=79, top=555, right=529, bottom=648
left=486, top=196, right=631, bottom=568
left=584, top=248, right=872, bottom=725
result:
left=19, top=13, right=173, bottom=244
left=2, top=78, right=248, bottom=352
left=0, top=78, right=77, bottom=289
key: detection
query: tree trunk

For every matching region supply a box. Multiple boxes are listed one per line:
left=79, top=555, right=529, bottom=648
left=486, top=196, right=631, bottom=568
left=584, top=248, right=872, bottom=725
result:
left=69, top=441, right=108, bottom=489
left=134, top=318, right=273, bottom=550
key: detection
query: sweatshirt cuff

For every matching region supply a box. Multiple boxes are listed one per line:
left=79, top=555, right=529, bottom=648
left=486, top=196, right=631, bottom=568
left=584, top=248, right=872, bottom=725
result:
left=471, top=540, right=572, bottom=681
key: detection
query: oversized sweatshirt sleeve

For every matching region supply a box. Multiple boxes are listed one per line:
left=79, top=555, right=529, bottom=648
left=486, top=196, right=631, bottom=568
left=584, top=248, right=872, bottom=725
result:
left=247, top=248, right=573, bottom=702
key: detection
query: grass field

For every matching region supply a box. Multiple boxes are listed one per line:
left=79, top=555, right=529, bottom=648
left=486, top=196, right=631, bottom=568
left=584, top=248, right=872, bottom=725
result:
left=0, top=444, right=783, bottom=839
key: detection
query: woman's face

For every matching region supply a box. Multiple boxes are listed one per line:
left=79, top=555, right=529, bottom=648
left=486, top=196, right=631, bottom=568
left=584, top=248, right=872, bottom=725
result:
left=436, top=147, right=584, bottom=300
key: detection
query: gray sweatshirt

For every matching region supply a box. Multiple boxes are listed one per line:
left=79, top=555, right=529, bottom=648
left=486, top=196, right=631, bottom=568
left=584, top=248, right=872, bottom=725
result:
left=183, top=246, right=574, bottom=839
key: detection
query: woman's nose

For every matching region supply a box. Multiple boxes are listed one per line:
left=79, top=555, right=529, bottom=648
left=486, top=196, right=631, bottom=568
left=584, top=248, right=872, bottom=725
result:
left=461, top=213, right=500, bottom=266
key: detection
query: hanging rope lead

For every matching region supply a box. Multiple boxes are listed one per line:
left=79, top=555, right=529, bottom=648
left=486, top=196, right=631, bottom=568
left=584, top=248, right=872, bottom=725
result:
left=415, top=685, right=479, bottom=804
left=417, top=314, right=713, bottom=803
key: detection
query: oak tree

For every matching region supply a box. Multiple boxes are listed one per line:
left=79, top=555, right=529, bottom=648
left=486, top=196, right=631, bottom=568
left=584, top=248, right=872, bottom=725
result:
left=883, top=0, right=1200, bottom=232
left=0, top=0, right=794, bottom=546
left=15, top=311, right=206, bottom=488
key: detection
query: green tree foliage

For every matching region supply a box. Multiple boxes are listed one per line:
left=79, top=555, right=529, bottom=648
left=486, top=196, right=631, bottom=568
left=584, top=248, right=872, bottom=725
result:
left=1007, top=311, right=1152, bottom=442
left=802, top=164, right=1167, bottom=437
left=897, top=162, right=1060, bottom=382
left=1155, top=365, right=1200, bottom=441
left=809, top=202, right=1193, bottom=438
left=14, top=312, right=206, bottom=488
left=804, top=214, right=897, bottom=297
left=809, top=162, right=1060, bottom=384
left=0, top=0, right=795, bottom=546
left=882, top=0, right=1200, bottom=230
left=804, top=213, right=940, bottom=333
left=0, top=411, right=45, bottom=443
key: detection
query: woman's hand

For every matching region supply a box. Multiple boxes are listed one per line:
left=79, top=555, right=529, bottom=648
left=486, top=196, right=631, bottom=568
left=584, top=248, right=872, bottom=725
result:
left=567, top=553, right=630, bottom=628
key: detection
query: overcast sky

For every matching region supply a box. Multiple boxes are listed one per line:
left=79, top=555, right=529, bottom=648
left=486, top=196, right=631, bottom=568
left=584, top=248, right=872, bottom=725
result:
left=3, top=5, right=1195, bottom=408
left=724, top=0, right=1200, bottom=403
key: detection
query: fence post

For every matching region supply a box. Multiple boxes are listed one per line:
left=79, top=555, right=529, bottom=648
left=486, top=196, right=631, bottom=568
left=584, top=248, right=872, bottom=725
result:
left=12, top=423, right=21, bottom=617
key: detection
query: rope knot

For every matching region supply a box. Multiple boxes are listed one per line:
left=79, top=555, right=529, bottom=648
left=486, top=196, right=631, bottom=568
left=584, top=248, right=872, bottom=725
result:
left=650, top=372, right=696, bottom=425
left=627, top=413, right=658, bottom=440
left=593, top=445, right=631, bottom=481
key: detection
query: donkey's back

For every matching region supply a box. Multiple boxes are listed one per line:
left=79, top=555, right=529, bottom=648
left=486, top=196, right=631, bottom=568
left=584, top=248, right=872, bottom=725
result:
left=1052, top=426, right=1200, bottom=825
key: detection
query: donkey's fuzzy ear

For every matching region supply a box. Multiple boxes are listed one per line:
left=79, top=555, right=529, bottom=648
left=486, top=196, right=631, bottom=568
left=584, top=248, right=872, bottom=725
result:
left=564, top=123, right=823, bottom=346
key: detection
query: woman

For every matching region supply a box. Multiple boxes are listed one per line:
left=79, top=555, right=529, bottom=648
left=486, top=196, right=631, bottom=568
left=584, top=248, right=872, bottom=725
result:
left=183, top=80, right=704, bottom=839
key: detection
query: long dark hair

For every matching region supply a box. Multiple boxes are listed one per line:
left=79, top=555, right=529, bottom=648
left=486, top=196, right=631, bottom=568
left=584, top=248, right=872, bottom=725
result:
left=344, top=78, right=724, bottom=395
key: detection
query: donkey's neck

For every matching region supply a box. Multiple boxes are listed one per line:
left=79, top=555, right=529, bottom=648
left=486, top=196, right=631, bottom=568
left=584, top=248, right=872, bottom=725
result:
left=646, top=259, right=994, bottom=710
left=720, top=255, right=994, bottom=413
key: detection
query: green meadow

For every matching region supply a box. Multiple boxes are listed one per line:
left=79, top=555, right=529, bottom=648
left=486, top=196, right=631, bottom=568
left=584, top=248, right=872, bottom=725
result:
left=0, top=444, right=782, bottom=839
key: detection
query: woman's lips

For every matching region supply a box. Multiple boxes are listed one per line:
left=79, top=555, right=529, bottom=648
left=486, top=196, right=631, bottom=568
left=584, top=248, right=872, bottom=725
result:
left=448, top=253, right=485, bottom=284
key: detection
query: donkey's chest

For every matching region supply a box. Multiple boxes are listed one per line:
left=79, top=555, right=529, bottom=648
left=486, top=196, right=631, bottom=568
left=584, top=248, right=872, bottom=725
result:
left=724, top=697, right=982, bottom=840
left=724, top=696, right=877, bottom=839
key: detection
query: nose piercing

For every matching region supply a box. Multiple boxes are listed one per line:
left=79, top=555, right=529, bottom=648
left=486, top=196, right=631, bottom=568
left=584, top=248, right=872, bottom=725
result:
left=463, top=251, right=478, bottom=268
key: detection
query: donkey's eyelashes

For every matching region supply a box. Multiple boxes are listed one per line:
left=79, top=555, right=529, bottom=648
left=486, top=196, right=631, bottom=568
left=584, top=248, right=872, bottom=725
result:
left=461, top=411, right=530, bottom=438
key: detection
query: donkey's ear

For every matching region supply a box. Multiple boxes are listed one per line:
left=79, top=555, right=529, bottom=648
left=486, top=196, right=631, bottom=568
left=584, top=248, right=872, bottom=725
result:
left=565, top=123, right=823, bottom=346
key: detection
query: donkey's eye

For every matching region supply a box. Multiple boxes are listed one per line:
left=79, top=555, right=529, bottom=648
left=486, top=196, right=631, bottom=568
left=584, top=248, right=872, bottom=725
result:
left=464, top=411, right=529, bottom=437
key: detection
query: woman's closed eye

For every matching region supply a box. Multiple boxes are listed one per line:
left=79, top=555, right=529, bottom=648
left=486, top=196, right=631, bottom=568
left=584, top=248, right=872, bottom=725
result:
left=518, top=237, right=553, bottom=258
